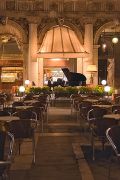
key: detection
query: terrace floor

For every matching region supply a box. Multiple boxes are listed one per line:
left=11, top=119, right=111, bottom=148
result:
left=10, top=99, right=120, bottom=180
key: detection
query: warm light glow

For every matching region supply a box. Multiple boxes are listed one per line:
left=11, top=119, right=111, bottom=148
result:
left=25, top=80, right=30, bottom=85
left=112, top=37, right=119, bottom=44
left=87, top=65, right=97, bottom=72
left=51, top=58, right=61, bottom=61
left=101, top=80, right=107, bottom=86
left=19, top=86, right=25, bottom=93
left=102, top=43, right=107, bottom=49
left=104, top=86, right=111, bottom=92
left=37, top=25, right=88, bottom=58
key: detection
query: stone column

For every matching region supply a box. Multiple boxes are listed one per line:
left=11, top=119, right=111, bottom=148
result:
left=38, top=58, right=44, bottom=87
left=28, top=23, right=38, bottom=86
left=23, top=44, right=29, bottom=83
left=77, top=58, right=83, bottom=74
left=93, top=45, right=100, bottom=85
left=0, top=66, right=1, bottom=83
left=84, top=19, right=94, bottom=84
left=84, top=22, right=93, bottom=64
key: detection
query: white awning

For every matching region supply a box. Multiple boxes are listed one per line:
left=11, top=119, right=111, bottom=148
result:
left=37, top=25, right=89, bottom=58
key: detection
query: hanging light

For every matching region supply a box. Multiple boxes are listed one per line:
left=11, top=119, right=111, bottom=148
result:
left=112, top=36, right=119, bottom=44
left=102, top=43, right=107, bottom=51
left=112, top=25, right=119, bottom=44
left=101, top=29, right=107, bottom=51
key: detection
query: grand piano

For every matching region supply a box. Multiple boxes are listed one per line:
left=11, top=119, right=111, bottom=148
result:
left=62, top=68, right=86, bottom=86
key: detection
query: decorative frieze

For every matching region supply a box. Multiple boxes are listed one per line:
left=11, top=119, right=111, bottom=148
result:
left=0, top=0, right=119, bottom=13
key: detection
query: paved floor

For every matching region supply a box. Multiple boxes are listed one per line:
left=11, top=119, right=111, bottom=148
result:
left=10, top=100, right=120, bottom=180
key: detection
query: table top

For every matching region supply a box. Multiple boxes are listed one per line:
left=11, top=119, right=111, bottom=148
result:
left=15, top=106, right=33, bottom=110
left=103, top=114, right=120, bottom=120
left=0, top=116, right=19, bottom=122
left=83, top=99, right=98, bottom=103
left=24, top=100, right=38, bottom=104
left=92, top=104, right=112, bottom=108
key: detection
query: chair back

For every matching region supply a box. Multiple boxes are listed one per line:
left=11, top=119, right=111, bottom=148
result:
left=106, top=125, right=120, bottom=156
left=6, top=119, right=37, bottom=139
left=88, top=107, right=116, bottom=137
left=12, top=110, right=37, bottom=120
left=12, top=101, right=25, bottom=107
left=1, top=131, right=14, bottom=159
left=0, top=130, right=14, bottom=178
left=0, top=111, right=10, bottom=116
left=79, top=101, right=92, bottom=119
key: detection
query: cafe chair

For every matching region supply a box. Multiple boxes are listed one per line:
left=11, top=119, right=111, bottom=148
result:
left=113, top=109, right=120, bottom=114
left=12, top=109, right=37, bottom=121
left=6, top=119, right=37, bottom=164
left=23, top=93, right=33, bottom=101
left=0, top=130, right=14, bottom=179
left=114, top=96, right=120, bottom=104
left=0, top=111, right=10, bottom=116
left=98, top=100, right=112, bottom=105
left=106, top=125, right=120, bottom=179
left=3, top=107, right=16, bottom=115
left=12, top=101, right=25, bottom=108
left=87, top=107, right=117, bottom=160
left=79, top=101, right=92, bottom=122
left=30, top=107, right=44, bottom=132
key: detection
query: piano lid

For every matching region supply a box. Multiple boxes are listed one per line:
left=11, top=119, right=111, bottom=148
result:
left=62, top=68, right=86, bottom=82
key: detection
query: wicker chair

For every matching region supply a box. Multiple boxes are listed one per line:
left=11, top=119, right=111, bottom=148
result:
left=106, top=125, right=120, bottom=179
left=6, top=119, right=37, bottom=164
left=0, top=130, right=14, bottom=179
left=87, top=107, right=117, bottom=160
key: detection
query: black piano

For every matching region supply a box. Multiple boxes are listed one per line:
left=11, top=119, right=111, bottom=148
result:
left=62, top=68, right=86, bottom=86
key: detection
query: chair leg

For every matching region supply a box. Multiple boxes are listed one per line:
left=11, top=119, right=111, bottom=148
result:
left=18, top=140, right=21, bottom=155
left=91, top=131, right=95, bottom=161
left=32, top=136, right=36, bottom=164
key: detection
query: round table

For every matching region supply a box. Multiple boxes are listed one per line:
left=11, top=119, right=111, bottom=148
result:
left=92, top=104, right=112, bottom=109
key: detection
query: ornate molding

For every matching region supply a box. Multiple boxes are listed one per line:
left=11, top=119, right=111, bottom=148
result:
left=10, top=17, right=29, bottom=37
left=0, top=0, right=120, bottom=13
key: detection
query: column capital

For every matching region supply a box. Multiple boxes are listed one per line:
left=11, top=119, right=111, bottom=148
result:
left=27, top=17, right=40, bottom=24
left=83, top=17, right=95, bottom=25
left=93, top=45, right=100, bottom=49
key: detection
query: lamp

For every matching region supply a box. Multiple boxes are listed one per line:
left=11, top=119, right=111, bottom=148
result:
left=25, top=80, right=30, bottom=86
left=102, top=29, right=107, bottom=51
left=112, top=25, right=119, bottom=44
left=104, top=85, right=111, bottom=93
left=87, top=64, right=97, bottom=84
left=101, top=80, right=107, bottom=86
left=19, top=86, right=25, bottom=97
left=112, top=36, right=119, bottom=44
left=104, top=85, right=111, bottom=98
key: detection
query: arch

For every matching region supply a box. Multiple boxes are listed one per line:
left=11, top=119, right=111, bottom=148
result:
left=37, top=24, right=87, bottom=58
left=94, top=21, right=116, bottom=45
left=0, top=19, right=27, bottom=50
left=38, top=21, right=84, bottom=48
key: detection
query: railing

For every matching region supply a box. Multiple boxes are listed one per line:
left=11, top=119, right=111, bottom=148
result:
left=0, top=0, right=119, bottom=12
